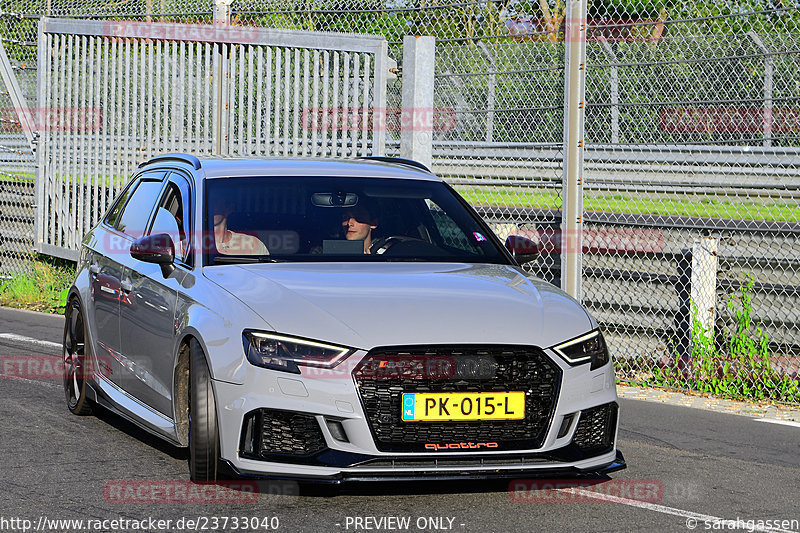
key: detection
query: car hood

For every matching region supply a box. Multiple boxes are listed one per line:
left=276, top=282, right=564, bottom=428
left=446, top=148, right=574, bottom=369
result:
left=204, top=262, right=592, bottom=350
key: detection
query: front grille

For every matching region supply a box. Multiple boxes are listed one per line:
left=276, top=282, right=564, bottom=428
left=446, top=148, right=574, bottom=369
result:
left=239, top=408, right=326, bottom=461
left=353, top=345, right=562, bottom=452
left=572, top=402, right=617, bottom=454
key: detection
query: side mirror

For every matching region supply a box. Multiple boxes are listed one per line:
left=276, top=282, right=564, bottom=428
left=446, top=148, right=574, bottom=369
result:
left=131, top=233, right=175, bottom=274
left=505, top=235, right=539, bottom=265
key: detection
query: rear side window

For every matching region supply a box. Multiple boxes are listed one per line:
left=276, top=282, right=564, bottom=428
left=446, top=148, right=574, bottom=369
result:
left=112, top=180, right=164, bottom=238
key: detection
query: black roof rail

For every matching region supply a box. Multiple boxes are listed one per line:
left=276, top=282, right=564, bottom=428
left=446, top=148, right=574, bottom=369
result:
left=139, top=153, right=202, bottom=170
left=355, top=156, right=430, bottom=173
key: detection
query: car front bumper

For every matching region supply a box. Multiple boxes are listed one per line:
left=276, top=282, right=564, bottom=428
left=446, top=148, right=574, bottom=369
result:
left=211, top=348, right=622, bottom=481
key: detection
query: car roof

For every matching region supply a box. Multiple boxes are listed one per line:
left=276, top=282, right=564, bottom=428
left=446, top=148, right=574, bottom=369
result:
left=141, top=155, right=441, bottom=182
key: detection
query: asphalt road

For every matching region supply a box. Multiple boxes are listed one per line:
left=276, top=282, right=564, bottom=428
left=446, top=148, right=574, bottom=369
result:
left=0, top=307, right=798, bottom=533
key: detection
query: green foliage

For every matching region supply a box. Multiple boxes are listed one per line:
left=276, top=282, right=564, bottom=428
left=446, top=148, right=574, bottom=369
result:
left=0, top=256, right=75, bottom=314
left=645, top=275, right=800, bottom=403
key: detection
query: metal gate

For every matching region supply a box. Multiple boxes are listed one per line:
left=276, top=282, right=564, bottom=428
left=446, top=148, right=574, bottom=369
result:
left=35, top=18, right=388, bottom=259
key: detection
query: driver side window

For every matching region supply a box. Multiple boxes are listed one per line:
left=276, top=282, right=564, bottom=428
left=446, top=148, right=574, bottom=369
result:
left=148, top=179, right=191, bottom=265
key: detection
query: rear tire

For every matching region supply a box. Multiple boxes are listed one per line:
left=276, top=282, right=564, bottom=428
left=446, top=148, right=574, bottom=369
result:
left=188, top=339, right=220, bottom=481
left=63, top=297, right=93, bottom=416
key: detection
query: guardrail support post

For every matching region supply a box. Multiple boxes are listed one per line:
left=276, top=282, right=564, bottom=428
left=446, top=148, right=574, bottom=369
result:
left=749, top=32, right=772, bottom=148
left=400, top=35, right=435, bottom=170
left=598, top=37, right=619, bottom=145
left=561, top=0, right=588, bottom=300
left=477, top=42, right=495, bottom=143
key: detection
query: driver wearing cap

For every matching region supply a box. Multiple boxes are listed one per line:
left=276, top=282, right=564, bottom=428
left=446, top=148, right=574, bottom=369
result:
left=341, top=204, right=379, bottom=254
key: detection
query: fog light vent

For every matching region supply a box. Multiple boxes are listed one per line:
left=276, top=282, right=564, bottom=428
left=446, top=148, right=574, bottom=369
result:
left=325, top=419, right=349, bottom=443
left=557, top=413, right=576, bottom=439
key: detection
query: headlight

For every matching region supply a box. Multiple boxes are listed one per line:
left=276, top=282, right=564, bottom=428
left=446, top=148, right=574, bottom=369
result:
left=551, top=330, right=609, bottom=370
left=242, top=330, right=353, bottom=374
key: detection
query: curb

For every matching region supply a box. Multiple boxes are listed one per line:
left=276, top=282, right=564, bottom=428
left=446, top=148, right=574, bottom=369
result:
left=617, top=384, right=800, bottom=423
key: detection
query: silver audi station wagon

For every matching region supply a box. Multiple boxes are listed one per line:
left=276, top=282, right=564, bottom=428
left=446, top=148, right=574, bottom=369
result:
left=64, top=154, right=625, bottom=482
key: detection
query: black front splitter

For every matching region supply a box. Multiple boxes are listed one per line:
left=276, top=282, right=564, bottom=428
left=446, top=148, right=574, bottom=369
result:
left=218, top=450, right=626, bottom=485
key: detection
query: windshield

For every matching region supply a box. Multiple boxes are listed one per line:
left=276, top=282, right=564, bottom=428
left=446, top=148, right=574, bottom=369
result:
left=203, top=176, right=510, bottom=265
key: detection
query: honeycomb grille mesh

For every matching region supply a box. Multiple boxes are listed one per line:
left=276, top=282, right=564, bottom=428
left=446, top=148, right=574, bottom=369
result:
left=353, top=345, right=562, bottom=452
left=572, top=402, right=618, bottom=454
left=242, top=409, right=326, bottom=458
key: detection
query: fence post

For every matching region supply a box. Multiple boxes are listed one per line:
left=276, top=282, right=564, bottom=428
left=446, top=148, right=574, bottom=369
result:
left=561, top=0, right=588, bottom=300
left=749, top=32, right=772, bottom=148
left=598, top=37, right=619, bottom=144
left=213, top=0, right=231, bottom=25
left=211, top=0, right=230, bottom=155
left=400, top=35, right=435, bottom=169
left=690, top=237, right=718, bottom=334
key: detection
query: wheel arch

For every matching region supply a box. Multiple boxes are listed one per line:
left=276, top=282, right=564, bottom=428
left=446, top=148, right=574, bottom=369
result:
left=172, top=331, right=212, bottom=447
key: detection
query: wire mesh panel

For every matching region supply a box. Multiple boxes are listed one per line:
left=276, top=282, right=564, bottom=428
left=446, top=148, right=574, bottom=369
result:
left=583, top=4, right=800, bottom=403
left=35, top=18, right=387, bottom=259
left=0, top=103, right=35, bottom=277
left=0, top=44, right=35, bottom=277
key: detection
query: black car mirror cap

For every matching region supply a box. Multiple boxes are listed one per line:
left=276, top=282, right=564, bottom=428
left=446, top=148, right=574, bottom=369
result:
left=131, top=233, right=176, bottom=266
left=505, top=235, right=539, bottom=264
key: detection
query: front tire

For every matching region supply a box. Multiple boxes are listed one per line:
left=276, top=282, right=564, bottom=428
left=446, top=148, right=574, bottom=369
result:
left=188, top=339, right=220, bottom=481
left=63, top=297, right=93, bottom=416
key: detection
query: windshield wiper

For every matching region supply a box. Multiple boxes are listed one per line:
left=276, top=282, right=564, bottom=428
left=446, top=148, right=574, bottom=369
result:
left=212, top=255, right=283, bottom=265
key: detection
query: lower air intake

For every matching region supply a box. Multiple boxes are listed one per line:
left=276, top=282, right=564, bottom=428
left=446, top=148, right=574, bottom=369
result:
left=239, top=409, right=326, bottom=461
left=572, top=402, right=617, bottom=454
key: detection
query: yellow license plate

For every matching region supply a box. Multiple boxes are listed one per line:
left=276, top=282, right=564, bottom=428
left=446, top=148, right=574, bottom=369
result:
left=401, top=392, right=525, bottom=422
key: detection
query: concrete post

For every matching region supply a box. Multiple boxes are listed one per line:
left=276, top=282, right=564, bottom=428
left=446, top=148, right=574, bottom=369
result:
left=690, top=237, right=718, bottom=334
left=400, top=35, right=435, bottom=169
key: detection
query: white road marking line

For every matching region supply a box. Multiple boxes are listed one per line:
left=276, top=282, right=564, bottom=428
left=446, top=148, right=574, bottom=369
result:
left=0, top=333, right=62, bottom=350
left=559, top=488, right=798, bottom=533
left=754, top=418, right=800, bottom=428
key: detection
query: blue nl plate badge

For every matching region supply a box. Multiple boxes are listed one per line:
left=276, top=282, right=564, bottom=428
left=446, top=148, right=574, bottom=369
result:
left=402, top=393, right=415, bottom=421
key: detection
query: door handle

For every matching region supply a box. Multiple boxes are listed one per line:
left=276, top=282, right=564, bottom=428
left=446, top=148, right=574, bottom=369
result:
left=120, top=281, right=133, bottom=293
left=89, top=264, right=100, bottom=275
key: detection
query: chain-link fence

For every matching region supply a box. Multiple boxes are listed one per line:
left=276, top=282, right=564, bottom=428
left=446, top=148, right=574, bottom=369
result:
left=0, top=0, right=798, bottom=403
left=579, top=4, right=800, bottom=405
left=0, top=43, right=35, bottom=278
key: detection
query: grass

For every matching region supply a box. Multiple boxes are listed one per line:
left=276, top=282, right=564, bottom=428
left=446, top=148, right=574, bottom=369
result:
left=634, top=276, right=800, bottom=404
left=456, top=187, right=800, bottom=223
left=0, top=256, right=75, bottom=315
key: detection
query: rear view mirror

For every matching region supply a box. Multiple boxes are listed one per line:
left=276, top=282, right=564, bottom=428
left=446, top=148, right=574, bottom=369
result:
left=505, top=235, right=539, bottom=264
left=311, top=192, right=359, bottom=207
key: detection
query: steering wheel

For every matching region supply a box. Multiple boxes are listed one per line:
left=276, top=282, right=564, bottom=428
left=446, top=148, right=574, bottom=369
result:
left=371, top=235, right=425, bottom=255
